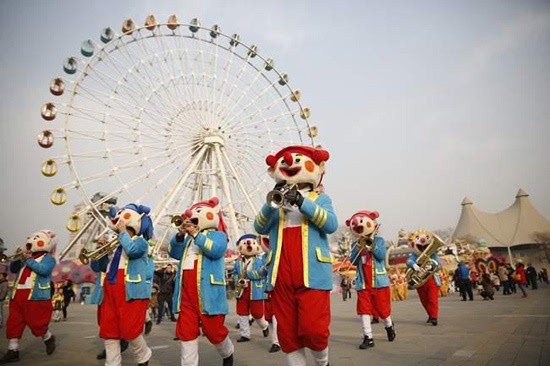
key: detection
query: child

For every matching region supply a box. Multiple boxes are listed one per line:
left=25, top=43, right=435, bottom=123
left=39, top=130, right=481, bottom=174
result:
left=52, top=288, right=64, bottom=322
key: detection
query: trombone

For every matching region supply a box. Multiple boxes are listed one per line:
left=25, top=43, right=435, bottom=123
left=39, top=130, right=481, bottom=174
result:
left=0, top=249, right=29, bottom=264
left=79, top=237, right=120, bottom=265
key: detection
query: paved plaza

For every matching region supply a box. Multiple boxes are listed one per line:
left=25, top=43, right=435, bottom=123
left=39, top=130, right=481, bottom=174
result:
left=1, top=286, right=549, bottom=366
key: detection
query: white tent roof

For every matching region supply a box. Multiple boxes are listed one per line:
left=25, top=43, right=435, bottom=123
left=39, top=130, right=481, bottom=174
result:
left=452, top=189, right=550, bottom=248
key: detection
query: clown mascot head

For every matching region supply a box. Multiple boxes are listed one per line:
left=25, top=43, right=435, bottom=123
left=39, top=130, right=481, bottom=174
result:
left=406, top=230, right=442, bottom=326
left=345, top=210, right=395, bottom=349
left=168, top=197, right=234, bottom=366
left=89, top=203, right=154, bottom=366
left=1, top=230, right=58, bottom=363
left=232, top=234, right=270, bottom=343
left=254, top=145, right=337, bottom=366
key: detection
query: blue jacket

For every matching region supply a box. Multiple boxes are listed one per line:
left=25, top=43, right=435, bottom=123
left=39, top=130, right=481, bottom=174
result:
left=457, top=263, right=470, bottom=281
left=406, top=252, right=442, bottom=287
left=254, top=191, right=337, bottom=291
left=10, top=254, right=56, bottom=301
left=351, top=236, right=389, bottom=290
left=233, top=256, right=267, bottom=301
left=169, top=229, right=228, bottom=315
left=90, top=232, right=152, bottom=304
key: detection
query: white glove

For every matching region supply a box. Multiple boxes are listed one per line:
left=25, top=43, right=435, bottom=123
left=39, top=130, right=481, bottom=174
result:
left=413, top=263, right=421, bottom=272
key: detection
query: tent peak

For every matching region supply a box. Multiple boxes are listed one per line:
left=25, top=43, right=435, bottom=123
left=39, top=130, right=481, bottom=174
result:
left=461, top=197, right=473, bottom=205
left=516, top=188, right=529, bottom=198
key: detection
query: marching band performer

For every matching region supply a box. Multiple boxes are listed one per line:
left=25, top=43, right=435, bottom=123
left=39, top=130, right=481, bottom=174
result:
left=406, top=230, right=442, bottom=326
left=254, top=145, right=337, bottom=366
left=259, top=236, right=281, bottom=353
left=0, top=230, right=58, bottom=364
left=233, top=234, right=270, bottom=342
left=90, top=204, right=154, bottom=366
left=346, top=211, right=396, bottom=350
left=169, top=197, right=234, bottom=366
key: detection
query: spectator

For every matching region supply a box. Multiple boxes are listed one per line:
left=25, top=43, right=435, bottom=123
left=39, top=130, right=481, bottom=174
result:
left=0, top=273, right=8, bottom=328
left=542, top=268, right=549, bottom=284
left=525, top=264, right=538, bottom=290
left=480, top=272, right=495, bottom=300
left=61, top=279, right=76, bottom=320
left=51, top=288, right=65, bottom=322
left=155, top=264, right=176, bottom=324
left=513, top=262, right=528, bottom=298
left=507, top=264, right=517, bottom=294
left=149, top=283, right=159, bottom=321
left=340, top=276, right=351, bottom=301
left=489, top=271, right=500, bottom=291
left=498, top=264, right=510, bottom=295
left=456, top=261, right=473, bottom=301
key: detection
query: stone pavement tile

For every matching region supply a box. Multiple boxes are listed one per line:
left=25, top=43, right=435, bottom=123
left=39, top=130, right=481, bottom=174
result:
left=416, top=358, right=445, bottom=366
left=486, top=356, right=515, bottom=366
left=511, top=344, right=542, bottom=366
left=540, top=345, right=550, bottom=365
left=440, top=357, right=469, bottom=366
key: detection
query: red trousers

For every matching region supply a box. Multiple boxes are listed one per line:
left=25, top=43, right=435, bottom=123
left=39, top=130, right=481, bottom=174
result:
left=98, top=270, right=148, bottom=340
left=416, top=276, right=440, bottom=319
left=7, top=289, right=52, bottom=339
left=356, top=286, right=391, bottom=319
left=271, top=227, right=331, bottom=353
left=236, top=285, right=265, bottom=319
left=176, top=261, right=228, bottom=344
left=264, top=296, right=274, bottom=323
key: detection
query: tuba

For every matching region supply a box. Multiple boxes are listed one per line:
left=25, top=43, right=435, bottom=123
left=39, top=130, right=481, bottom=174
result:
left=406, top=234, right=445, bottom=288
left=79, top=237, right=120, bottom=265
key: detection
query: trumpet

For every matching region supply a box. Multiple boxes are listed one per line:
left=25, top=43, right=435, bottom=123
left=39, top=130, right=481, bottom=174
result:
left=0, top=249, right=29, bottom=264
left=266, top=184, right=296, bottom=209
left=79, top=238, right=120, bottom=265
left=171, top=215, right=199, bottom=233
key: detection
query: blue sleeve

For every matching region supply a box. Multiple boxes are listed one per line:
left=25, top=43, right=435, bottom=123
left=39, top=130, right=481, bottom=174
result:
left=351, top=244, right=362, bottom=265
left=232, top=260, right=240, bottom=283
left=169, top=234, right=186, bottom=260
left=372, top=237, right=386, bottom=262
left=299, top=194, right=338, bottom=234
left=431, top=253, right=441, bottom=267
left=91, top=256, right=109, bottom=273
left=194, top=231, right=227, bottom=259
left=406, top=253, right=418, bottom=269
left=25, top=255, right=56, bottom=276
left=254, top=203, right=277, bottom=234
left=247, top=256, right=266, bottom=280
left=119, top=233, right=147, bottom=259
left=10, top=259, right=23, bottom=274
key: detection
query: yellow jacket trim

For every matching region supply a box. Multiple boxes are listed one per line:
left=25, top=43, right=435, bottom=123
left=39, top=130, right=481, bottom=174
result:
left=38, top=282, right=51, bottom=289
left=319, top=210, right=328, bottom=228
left=265, top=251, right=273, bottom=265
left=315, top=247, right=333, bottom=263
left=312, top=205, right=320, bottom=224
left=270, top=209, right=285, bottom=287
left=210, top=274, right=226, bottom=285
left=125, top=274, right=142, bottom=283
left=205, top=238, right=213, bottom=251
left=302, top=215, right=309, bottom=287
left=197, top=251, right=203, bottom=313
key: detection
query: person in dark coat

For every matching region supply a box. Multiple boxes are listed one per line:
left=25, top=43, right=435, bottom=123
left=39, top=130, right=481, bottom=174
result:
left=525, top=264, right=538, bottom=290
left=154, top=264, right=176, bottom=324
left=61, top=280, right=75, bottom=320
left=480, top=272, right=495, bottom=300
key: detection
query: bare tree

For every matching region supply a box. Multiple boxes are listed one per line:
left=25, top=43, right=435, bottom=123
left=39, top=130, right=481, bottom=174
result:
left=531, top=231, right=550, bottom=263
left=432, top=227, right=454, bottom=241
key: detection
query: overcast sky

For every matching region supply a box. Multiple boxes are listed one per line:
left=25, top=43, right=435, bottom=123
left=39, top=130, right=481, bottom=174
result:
left=1, top=0, right=549, bottom=252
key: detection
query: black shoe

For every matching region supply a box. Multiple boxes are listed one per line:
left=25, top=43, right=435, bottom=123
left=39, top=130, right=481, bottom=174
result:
left=385, top=325, right=396, bottom=342
left=249, top=318, right=254, bottom=326
left=156, top=320, right=161, bottom=325
left=223, top=353, right=234, bottom=366
left=461, top=299, right=466, bottom=301
left=0, top=350, right=20, bottom=364
left=97, top=349, right=107, bottom=360
left=430, top=318, right=438, bottom=326
left=121, top=339, right=129, bottom=353
left=235, top=323, right=240, bottom=329
left=173, top=337, right=179, bottom=341
left=170, top=317, right=177, bottom=322
left=269, top=344, right=281, bottom=353
left=426, top=317, right=431, bottom=323
left=45, top=335, right=56, bottom=355
left=237, top=336, right=250, bottom=343
left=371, top=318, right=379, bottom=324
left=263, top=327, right=269, bottom=338
left=144, top=320, right=153, bottom=335
left=138, top=362, right=148, bottom=366
left=359, top=336, right=374, bottom=349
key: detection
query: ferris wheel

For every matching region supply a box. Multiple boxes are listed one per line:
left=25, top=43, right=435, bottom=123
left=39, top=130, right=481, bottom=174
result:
left=37, top=14, right=318, bottom=259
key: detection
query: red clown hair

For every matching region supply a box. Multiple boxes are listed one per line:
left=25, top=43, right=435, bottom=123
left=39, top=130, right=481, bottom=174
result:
left=265, top=145, right=330, bottom=167
left=345, top=211, right=380, bottom=227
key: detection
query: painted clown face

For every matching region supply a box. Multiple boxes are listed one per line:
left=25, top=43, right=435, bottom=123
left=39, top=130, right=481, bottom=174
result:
left=236, top=236, right=263, bottom=257
left=110, top=207, right=142, bottom=235
left=268, top=153, right=325, bottom=187
left=184, top=200, right=220, bottom=231
left=409, top=231, right=434, bottom=254
left=346, top=215, right=377, bottom=239
left=26, top=230, right=56, bottom=253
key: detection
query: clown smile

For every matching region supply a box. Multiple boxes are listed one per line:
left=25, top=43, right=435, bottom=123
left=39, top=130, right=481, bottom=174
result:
left=190, top=217, right=199, bottom=226
left=26, top=243, right=32, bottom=250
left=280, top=167, right=301, bottom=177
left=246, top=245, right=253, bottom=252
left=111, top=217, right=120, bottom=226
left=353, top=226, right=364, bottom=234
left=417, top=244, right=429, bottom=252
